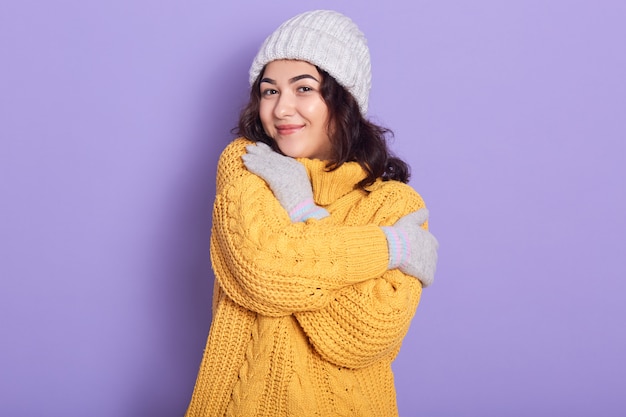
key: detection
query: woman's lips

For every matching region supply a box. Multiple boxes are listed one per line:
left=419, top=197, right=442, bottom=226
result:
left=276, top=124, right=303, bottom=135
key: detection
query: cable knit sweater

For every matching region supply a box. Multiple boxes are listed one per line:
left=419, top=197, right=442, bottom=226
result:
left=185, top=138, right=428, bottom=417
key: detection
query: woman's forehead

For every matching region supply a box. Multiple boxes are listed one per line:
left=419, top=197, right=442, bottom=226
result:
left=262, top=60, right=321, bottom=78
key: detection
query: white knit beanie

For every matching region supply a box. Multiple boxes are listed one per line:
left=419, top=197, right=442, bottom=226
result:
left=249, top=10, right=372, bottom=115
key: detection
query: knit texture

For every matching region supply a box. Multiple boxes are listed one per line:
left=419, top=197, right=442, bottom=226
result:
left=184, top=138, right=428, bottom=417
left=382, top=226, right=411, bottom=270
left=249, top=10, right=372, bottom=114
left=288, top=197, right=329, bottom=222
left=387, top=209, right=438, bottom=287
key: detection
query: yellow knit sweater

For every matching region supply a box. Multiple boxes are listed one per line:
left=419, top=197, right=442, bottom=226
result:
left=185, top=138, right=427, bottom=417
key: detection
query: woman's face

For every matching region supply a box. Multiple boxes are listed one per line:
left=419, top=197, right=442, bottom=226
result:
left=259, top=60, right=332, bottom=160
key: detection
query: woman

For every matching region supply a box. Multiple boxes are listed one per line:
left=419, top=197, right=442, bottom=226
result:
left=185, top=10, right=439, bottom=417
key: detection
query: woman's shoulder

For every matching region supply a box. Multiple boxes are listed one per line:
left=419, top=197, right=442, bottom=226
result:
left=215, top=137, right=255, bottom=190
left=366, top=179, right=427, bottom=213
left=219, top=137, right=255, bottom=162
left=368, top=178, right=423, bottom=199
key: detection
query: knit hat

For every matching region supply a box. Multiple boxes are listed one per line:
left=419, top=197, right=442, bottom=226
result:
left=249, top=10, right=372, bottom=114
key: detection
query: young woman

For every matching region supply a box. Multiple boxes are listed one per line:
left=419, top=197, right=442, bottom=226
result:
left=185, top=10, right=439, bottom=417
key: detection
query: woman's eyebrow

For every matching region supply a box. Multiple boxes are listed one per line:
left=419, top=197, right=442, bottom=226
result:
left=260, top=74, right=320, bottom=85
left=289, top=74, right=319, bottom=83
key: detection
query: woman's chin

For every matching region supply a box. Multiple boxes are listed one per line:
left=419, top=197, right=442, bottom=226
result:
left=276, top=143, right=307, bottom=159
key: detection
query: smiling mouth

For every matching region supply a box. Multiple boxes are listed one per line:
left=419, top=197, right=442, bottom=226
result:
left=276, top=125, right=303, bottom=135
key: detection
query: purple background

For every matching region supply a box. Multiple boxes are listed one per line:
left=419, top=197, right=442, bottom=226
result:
left=1, top=1, right=625, bottom=416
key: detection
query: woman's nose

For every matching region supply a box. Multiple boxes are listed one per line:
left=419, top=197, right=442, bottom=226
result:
left=274, top=92, right=295, bottom=118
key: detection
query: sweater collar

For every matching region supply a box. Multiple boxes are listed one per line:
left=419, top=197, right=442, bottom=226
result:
left=298, top=158, right=368, bottom=205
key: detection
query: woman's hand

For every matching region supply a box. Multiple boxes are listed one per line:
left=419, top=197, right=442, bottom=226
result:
left=382, top=209, right=439, bottom=286
left=242, top=142, right=329, bottom=222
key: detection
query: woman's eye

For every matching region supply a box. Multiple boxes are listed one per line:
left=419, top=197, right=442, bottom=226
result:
left=298, top=86, right=313, bottom=93
left=262, top=89, right=278, bottom=96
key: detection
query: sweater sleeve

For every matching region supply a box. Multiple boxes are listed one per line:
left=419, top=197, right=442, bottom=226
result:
left=295, top=271, right=422, bottom=369
left=294, top=179, right=429, bottom=369
left=210, top=139, right=390, bottom=317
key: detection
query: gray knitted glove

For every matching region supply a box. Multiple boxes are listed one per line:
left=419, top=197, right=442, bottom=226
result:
left=242, top=142, right=329, bottom=222
left=381, top=209, right=439, bottom=287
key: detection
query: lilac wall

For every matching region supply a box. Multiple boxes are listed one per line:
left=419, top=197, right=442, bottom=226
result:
left=1, top=1, right=624, bottom=416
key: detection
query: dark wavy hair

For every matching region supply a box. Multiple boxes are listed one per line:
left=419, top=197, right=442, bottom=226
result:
left=235, top=66, right=410, bottom=189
